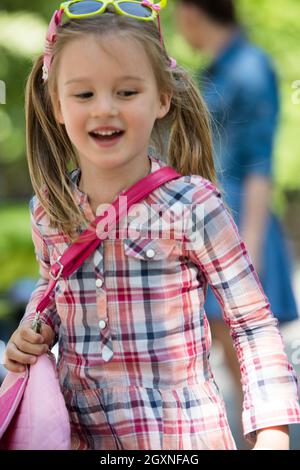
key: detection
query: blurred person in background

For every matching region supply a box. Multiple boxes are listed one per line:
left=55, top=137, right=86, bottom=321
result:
left=175, top=0, right=299, bottom=441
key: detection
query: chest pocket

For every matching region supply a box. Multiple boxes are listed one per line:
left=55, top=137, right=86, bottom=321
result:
left=123, top=238, right=182, bottom=262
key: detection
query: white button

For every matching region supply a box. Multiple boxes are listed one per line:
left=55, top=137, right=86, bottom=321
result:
left=96, top=278, right=103, bottom=288
left=99, top=320, right=107, bottom=329
left=146, top=249, right=156, bottom=259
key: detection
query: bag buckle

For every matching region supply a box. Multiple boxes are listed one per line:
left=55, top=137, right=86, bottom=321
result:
left=49, top=256, right=64, bottom=280
left=31, top=311, right=43, bottom=334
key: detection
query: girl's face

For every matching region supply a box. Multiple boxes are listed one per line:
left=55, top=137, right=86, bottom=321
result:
left=54, top=34, right=171, bottom=173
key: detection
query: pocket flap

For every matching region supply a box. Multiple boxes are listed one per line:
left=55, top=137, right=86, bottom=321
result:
left=123, top=238, right=179, bottom=261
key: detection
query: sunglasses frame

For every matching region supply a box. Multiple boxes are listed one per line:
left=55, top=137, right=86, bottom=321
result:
left=42, top=0, right=174, bottom=82
left=60, top=0, right=167, bottom=21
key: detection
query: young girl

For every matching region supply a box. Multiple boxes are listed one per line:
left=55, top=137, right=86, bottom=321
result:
left=4, top=1, right=300, bottom=450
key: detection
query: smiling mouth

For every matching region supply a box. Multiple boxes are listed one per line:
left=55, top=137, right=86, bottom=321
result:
left=89, top=130, right=125, bottom=141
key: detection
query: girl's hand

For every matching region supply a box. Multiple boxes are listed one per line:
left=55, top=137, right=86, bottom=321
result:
left=252, top=425, right=290, bottom=450
left=2, top=320, right=55, bottom=373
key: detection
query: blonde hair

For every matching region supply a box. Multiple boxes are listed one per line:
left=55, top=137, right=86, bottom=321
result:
left=25, top=13, right=217, bottom=243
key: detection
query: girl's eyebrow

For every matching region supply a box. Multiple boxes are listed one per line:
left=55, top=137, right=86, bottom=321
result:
left=65, top=75, right=146, bottom=85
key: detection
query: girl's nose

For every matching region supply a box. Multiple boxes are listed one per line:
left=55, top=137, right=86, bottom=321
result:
left=90, top=95, right=118, bottom=117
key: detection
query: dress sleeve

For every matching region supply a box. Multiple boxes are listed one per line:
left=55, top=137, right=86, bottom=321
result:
left=187, top=179, right=300, bottom=445
left=19, top=198, right=61, bottom=346
left=237, top=60, right=279, bottom=180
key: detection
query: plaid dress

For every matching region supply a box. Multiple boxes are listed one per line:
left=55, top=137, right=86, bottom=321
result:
left=22, top=155, right=300, bottom=450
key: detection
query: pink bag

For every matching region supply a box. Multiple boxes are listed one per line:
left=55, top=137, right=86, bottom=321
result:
left=0, top=166, right=181, bottom=450
left=0, top=353, right=71, bottom=450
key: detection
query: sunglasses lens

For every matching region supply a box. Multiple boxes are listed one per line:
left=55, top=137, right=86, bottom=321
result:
left=69, top=1, right=104, bottom=15
left=119, top=2, right=153, bottom=18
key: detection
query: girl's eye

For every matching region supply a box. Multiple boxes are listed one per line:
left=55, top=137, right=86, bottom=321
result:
left=118, top=91, right=138, bottom=97
left=74, top=92, right=93, bottom=99
left=74, top=91, right=138, bottom=99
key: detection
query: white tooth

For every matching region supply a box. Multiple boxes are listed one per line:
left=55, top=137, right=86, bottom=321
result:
left=93, top=130, right=119, bottom=136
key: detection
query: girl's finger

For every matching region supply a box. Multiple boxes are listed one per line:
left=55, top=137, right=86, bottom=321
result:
left=20, top=326, right=44, bottom=344
left=2, top=352, right=27, bottom=373
left=17, top=339, right=49, bottom=356
left=6, top=341, right=38, bottom=365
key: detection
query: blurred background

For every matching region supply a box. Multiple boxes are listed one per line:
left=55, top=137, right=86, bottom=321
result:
left=0, top=0, right=299, bottom=449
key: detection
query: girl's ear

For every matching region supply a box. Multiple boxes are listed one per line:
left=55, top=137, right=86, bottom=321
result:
left=156, top=90, right=172, bottom=120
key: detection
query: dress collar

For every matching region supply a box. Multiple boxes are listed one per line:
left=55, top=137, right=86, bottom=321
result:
left=69, top=154, right=166, bottom=215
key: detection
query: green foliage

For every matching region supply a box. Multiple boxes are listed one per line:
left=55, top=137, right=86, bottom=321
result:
left=0, top=204, right=38, bottom=290
left=235, top=0, right=300, bottom=201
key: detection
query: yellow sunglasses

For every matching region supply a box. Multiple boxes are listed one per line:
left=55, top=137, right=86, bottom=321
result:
left=42, top=0, right=173, bottom=82
left=59, top=0, right=167, bottom=21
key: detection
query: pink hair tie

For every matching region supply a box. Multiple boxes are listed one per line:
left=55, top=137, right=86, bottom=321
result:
left=42, top=9, right=63, bottom=82
left=169, top=57, right=177, bottom=69
left=141, top=1, right=176, bottom=70
left=141, top=0, right=161, bottom=12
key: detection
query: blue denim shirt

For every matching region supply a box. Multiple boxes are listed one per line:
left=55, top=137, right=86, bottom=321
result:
left=200, top=30, right=279, bottom=225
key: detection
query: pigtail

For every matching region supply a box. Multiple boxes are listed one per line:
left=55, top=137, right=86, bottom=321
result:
left=164, top=66, right=217, bottom=186
left=25, top=54, right=88, bottom=242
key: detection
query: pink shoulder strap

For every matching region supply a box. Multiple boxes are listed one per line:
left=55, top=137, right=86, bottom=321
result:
left=35, top=166, right=181, bottom=315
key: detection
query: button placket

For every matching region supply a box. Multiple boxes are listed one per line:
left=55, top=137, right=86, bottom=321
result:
left=94, top=243, right=113, bottom=362
left=98, top=314, right=113, bottom=361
